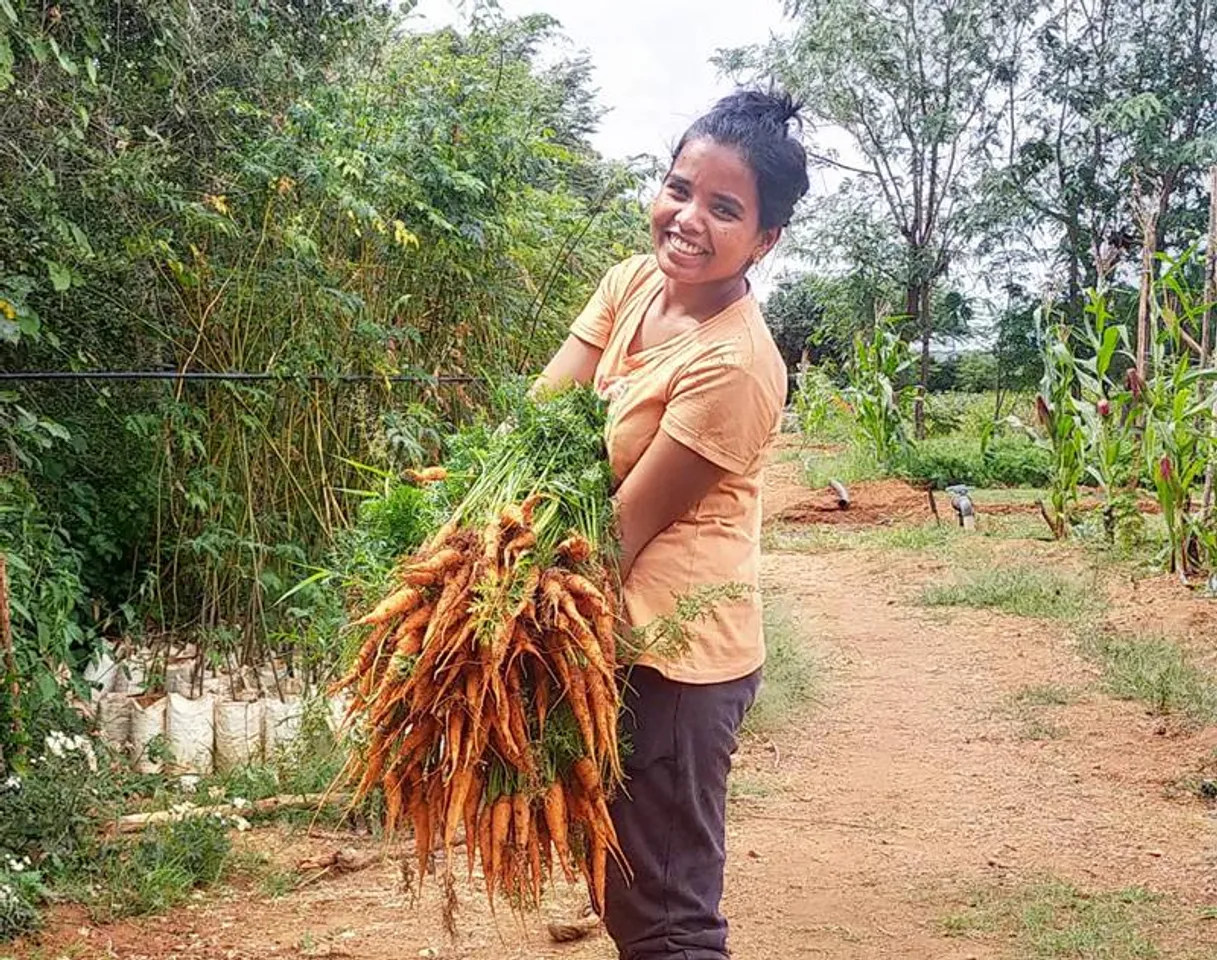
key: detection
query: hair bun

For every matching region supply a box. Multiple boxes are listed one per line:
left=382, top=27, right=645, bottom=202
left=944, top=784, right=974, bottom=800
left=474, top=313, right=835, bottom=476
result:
left=713, top=88, right=805, bottom=133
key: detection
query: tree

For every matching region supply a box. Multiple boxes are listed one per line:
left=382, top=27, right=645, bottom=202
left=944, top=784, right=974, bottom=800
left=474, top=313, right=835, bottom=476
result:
left=721, top=0, right=1035, bottom=437
left=991, top=0, right=1217, bottom=327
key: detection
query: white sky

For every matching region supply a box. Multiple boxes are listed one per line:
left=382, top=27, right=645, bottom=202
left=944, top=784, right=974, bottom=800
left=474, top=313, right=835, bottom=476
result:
left=407, top=0, right=846, bottom=299
left=409, top=0, right=792, bottom=162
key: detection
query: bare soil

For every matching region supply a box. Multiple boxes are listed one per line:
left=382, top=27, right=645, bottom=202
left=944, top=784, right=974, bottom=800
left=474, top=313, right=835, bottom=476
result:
left=11, top=470, right=1217, bottom=960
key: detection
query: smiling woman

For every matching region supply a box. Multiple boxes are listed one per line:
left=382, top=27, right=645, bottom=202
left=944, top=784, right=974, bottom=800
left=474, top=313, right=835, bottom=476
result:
left=536, top=89, right=810, bottom=960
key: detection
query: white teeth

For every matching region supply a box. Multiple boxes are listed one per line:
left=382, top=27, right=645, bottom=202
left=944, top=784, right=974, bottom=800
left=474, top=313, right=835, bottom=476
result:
left=668, top=233, right=707, bottom=256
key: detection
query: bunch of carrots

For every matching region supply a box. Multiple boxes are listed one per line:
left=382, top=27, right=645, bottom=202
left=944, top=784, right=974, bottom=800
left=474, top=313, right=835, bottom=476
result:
left=329, top=385, right=630, bottom=915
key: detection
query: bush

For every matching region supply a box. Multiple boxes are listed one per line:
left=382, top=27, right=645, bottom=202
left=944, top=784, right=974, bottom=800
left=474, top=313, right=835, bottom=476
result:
left=80, top=815, right=234, bottom=921
left=898, top=435, right=1051, bottom=489
left=0, top=862, right=44, bottom=942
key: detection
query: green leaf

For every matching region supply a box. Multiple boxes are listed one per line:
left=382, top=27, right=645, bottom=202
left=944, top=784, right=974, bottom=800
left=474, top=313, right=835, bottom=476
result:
left=85, top=56, right=98, bottom=85
left=0, top=0, right=16, bottom=24
left=47, top=37, right=78, bottom=76
left=1097, top=324, right=1121, bottom=376
left=46, top=260, right=71, bottom=292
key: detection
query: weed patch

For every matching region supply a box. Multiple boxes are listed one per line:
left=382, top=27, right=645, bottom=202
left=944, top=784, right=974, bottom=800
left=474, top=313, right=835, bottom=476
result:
left=744, top=602, right=821, bottom=736
left=1080, top=633, right=1217, bottom=725
left=942, top=879, right=1172, bottom=958
left=921, top=566, right=1092, bottom=620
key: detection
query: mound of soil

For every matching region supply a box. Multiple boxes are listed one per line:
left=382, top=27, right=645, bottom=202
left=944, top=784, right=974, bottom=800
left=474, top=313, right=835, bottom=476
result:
left=776, top=479, right=934, bottom=527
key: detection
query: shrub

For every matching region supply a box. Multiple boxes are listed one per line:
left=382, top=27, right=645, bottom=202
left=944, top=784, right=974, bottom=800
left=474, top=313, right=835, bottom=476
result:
left=898, top=435, right=1050, bottom=488
left=83, top=815, right=234, bottom=920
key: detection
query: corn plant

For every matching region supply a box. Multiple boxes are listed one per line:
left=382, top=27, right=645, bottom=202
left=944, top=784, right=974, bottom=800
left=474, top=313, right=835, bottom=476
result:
left=1140, top=258, right=1217, bottom=578
left=1073, top=289, right=1139, bottom=541
left=1029, top=313, right=1086, bottom=539
left=844, top=319, right=913, bottom=470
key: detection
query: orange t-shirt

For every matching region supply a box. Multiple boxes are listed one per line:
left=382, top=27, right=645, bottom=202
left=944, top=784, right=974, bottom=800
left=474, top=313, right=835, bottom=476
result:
left=570, top=255, right=787, bottom=684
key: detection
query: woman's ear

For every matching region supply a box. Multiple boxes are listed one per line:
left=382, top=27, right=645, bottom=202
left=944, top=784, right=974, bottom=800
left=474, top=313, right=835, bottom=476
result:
left=755, top=226, right=783, bottom=263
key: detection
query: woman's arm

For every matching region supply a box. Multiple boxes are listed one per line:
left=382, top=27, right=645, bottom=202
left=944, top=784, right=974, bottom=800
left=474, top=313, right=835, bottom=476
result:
left=613, top=431, right=728, bottom=579
left=533, top=335, right=603, bottom=395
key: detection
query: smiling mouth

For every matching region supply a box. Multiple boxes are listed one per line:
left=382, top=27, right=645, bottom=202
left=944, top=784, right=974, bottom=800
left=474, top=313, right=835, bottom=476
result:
left=666, top=232, right=710, bottom=257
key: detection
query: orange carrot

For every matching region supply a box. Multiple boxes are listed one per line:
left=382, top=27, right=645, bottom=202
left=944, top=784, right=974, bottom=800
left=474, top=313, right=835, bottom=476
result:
left=445, top=764, right=474, bottom=859
left=565, top=661, right=598, bottom=764
left=354, top=585, right=422, bottom=627
left=490, top=796, right=512, bottom=891
left=556, top=533, right=592, bottom=564
left=527, top=826, right=543, bottom=905
left=512, top=791, right=531, bottom=851
left=404, top=466, right=448, bottom=484
left=463, top=769, right=484, bottom=882
left=543, top=780, right=575, bottom=883
left=584, top=669, right=620, bottom=779
left=409, top=784, right=432, bottom=886
left=477, top=799, right=494, bottom=903
left=589, top=832, right=607, bottom=915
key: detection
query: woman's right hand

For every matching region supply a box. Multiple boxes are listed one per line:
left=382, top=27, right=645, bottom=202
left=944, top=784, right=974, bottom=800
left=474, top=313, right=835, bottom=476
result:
left=532, top=334, right=603, bottom=397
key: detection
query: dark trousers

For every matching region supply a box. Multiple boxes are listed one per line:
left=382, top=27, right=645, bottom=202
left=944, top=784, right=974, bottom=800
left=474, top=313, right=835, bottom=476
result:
left=603, top=665, right=761, bottom=960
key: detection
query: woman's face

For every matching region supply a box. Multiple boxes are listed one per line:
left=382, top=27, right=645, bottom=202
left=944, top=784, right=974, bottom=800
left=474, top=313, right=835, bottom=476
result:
left=650, top=137, right=778, bottom=286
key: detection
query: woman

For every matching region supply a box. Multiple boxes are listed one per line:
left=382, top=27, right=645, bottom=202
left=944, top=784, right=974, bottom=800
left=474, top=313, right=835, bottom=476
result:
left=537, top=89, right=810, bottom=959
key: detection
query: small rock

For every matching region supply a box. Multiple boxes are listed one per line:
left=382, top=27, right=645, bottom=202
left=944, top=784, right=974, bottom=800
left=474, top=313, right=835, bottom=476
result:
left=1148, top=849, right=1164, bottom=858
left=419, top=949, right=439, bottom=959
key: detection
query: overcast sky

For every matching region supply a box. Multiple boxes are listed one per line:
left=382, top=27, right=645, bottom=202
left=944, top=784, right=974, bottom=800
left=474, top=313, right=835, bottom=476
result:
left=410, top=0, right=791, bottom=161
left=407, top=0, right=860, bottom=300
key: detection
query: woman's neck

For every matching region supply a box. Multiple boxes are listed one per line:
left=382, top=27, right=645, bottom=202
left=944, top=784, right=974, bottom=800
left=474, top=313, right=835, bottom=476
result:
left=660, top=273, right=750, bottom=322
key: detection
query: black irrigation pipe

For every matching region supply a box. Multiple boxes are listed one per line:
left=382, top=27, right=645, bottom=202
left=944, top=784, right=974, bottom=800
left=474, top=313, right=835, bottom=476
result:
left=0, top=370, right=481, bottom=384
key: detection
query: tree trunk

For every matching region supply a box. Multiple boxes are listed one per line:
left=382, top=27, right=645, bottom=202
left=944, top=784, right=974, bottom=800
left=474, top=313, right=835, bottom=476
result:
left=1202, top=166, right=1217, bottom=516
left=917, top=281, right=933, bottom=441
left=1134, top=198, right=1160, bottom=381
left=908, top=280, right=927, bottom=439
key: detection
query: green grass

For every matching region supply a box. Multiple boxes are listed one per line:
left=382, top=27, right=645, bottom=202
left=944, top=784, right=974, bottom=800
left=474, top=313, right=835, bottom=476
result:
left=744, top=602, right=822, bottom=735
left=1018, top=717, right=1070, bottom=741
left=1080, top=633, right=1217, bottom=725
left=941, top=880, right=1172, bottom=958
left=920, top=565, right=1093, bottom=620
left=801, top=446, right=885, bottom=490
left=1012, top=684, right=1077, bottom=707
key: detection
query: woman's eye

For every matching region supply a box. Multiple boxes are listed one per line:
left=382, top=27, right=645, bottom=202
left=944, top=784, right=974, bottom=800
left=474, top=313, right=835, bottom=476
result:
left=713, top=204, right=738, bottom=219
left=667, top=182, right=689, bottom=198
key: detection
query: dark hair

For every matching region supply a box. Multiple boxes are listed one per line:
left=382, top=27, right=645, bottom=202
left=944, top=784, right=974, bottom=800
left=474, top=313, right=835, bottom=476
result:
left=673, top=89, right=811, bottom=231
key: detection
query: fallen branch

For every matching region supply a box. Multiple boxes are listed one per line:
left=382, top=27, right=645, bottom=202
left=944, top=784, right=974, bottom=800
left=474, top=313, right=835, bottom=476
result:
left=109, top=792, right=350, bottom=834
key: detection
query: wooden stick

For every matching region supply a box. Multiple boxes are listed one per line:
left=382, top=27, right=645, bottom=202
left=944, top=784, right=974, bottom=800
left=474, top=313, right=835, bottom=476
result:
left=108, top=792, right=350, bottom=833
left=1203, top=166, right=1217, bottom=516
left=1134, top=185, right=1160, bottom=381
left=0, top=554, right=20, bottom=766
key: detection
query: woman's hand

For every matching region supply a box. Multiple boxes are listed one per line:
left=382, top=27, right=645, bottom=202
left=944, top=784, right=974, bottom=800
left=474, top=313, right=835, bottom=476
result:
left=614, top=431, right=728, bottom=580
left=532, top=335, right=603, bottom=397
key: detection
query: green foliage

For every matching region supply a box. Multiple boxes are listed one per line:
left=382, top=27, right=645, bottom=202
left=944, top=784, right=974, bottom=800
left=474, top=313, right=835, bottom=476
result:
left=0, top=0, right=646, bottom=717
left=791, top=365, right=853, bottom=442
left=82, top=816, right=233, bottom=921
left=0, top=475, right=93, bottom=760
left=898, top=434, right=1051, bottom=489
left=844, top=318, right=914, bottom=469
left=1024, top=314, right=1088, bottom=538
left=0, top=860, right=45, bottom=943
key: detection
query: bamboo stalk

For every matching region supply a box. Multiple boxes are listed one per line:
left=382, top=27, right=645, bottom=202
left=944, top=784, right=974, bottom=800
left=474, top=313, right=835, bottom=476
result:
left=0, top=555, right=21, bottom=768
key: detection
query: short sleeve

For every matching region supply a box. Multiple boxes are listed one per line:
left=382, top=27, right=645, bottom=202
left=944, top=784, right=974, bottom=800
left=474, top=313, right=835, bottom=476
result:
left=662, top=354, right=783, bottom=475
left=569, top=256, right=650, bottom=350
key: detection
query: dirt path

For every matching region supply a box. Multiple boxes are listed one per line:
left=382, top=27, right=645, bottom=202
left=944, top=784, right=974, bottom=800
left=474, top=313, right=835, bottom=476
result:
left=15, top=501, right=1217, bottom=958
